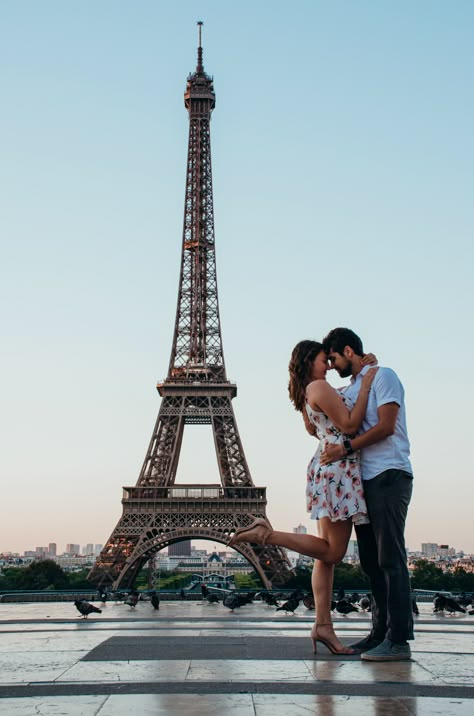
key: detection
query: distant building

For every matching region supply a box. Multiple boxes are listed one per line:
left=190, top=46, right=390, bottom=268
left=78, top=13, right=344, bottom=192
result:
left=345, top=540, right=359, bottom=560
left=421, top=543, right=438, bottom=558
left=293, top=524, right=307, bottom=534
left=48, top=543, right=57, bottom=557
left=454, top=557, right=474, bottom=573
left=420, top=543, right=456, bottom=559
left=55, top=555, right=95, bottom=572
left=94, top=544, right=103, bottom=556
left=168, top=540, right=191, bottom=557
left=35, top=547, right=48, bottom=557
left=83, top=543, right=94, bottom=556
left=190, top=547, right=207, bottom=557
left=439, top=544, right=455, bottom=558
left=159, top=554, right=253, bottom=579
left=66, top=544, right=81, bottom=555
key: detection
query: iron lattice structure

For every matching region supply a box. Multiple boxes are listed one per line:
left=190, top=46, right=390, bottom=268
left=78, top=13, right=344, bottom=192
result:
left=89, top=28, right=292, bottom=590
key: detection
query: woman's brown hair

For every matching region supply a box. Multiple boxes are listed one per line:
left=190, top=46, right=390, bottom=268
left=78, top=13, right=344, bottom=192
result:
left=288, top=340, right=324, bottom=412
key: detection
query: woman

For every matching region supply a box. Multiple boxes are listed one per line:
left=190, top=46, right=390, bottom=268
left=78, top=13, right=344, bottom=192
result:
left=229, top=340, right=377, bottom=655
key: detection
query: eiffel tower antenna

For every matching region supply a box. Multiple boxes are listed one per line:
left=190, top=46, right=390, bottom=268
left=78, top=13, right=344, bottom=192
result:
left=89, top=27, right=292, bottom=590
left=197, top=20, right=203, bottom=73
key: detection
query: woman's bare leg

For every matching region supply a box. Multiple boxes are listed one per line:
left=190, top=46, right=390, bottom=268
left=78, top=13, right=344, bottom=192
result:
left=312, top=559, right=334, bottom=622
left=311, top=518, right=354, bottom=651
left=231, top=518, right=351, bottom=563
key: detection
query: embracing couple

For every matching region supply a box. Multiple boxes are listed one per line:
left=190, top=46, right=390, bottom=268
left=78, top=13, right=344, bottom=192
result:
left=229, top=327, right=414, bottom=662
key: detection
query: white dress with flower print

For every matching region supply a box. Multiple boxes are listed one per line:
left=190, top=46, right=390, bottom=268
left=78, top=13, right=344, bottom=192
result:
left=305, top=392, right=369, bottom=525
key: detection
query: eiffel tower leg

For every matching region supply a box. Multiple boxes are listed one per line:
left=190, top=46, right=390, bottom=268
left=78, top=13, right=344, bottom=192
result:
left=138, top=398, right=185, bottom=487
left=89, top=403, right=185, bottom=586
left=212, top=397, right=253, bottom=487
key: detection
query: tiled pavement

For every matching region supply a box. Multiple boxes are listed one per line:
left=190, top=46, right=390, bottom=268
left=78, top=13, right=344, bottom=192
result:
left=0, top=600, right=473, bottom=714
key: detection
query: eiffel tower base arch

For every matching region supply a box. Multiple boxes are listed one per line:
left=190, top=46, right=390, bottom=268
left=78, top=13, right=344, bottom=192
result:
left=89, top=487, right=293, bottom=590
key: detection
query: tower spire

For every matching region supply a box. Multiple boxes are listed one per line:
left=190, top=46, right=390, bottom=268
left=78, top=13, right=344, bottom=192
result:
left=197, top=20, right=204, bottom=73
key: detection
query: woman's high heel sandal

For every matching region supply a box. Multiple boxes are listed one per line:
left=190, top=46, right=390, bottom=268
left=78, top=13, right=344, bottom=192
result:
left=227, top=518, right=273, bottom=547
left=310, top=622, right=359, bottom=655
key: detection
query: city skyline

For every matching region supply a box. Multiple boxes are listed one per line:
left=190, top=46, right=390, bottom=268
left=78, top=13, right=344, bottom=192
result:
left=2, top=536, right=472, bottom=558
left=2, top=3, right=474, bottom=554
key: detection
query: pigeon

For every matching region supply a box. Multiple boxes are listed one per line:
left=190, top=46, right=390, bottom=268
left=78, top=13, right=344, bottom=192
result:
left=458, top=592, right=472, bottom=608
left=276, top=596, right=301, bottom=613
left=336, top=588, right=346, bottom=601
left=206, top=593, right=220, bottom=604
left=350, top=592, right=360, bottom=604
left=266, top=593, right=281, bottom=607
left=259, top=592, right=280, bottom=607
left=124, top=592, right=139, bottom=608
left=74, top=600, right=102, bottom=619
left=223, top=592, right=254, bottom=611
left=412, top=596, right=419, bottom=616
left=445, top=597, right=466, bottom=614
left=150, top=592, right=160, bottom=610
left=237, top=593, right=254, bottom=606
left=223, top=594, right=241, bottom=611
left=359, top=595, right=371, bottom=611
left=335, top=598, right=358, bottom=616
left=433, top=594, right=447, bottom=613
left=303, top=593, right=315, bottom=610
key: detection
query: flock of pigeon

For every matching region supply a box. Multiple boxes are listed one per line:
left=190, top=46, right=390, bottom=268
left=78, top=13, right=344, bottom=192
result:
left=201, top=586, right=371, bottom=614
left=73, top=587, right=474, bottom=618
left=433, top=592, right=474, bottom=615
left=73, top=589, right=160, bottom=618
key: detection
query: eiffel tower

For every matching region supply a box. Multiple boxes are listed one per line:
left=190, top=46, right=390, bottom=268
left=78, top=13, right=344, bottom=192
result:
left=89, top=24, right=292, bottom=590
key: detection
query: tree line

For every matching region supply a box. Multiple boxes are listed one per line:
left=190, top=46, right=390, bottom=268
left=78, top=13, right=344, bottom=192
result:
left=0, top=558, right=473, bottom=593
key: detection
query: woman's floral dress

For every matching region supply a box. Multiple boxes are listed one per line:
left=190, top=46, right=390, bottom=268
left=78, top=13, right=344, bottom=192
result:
left=305, top=392, right=369, bottom=524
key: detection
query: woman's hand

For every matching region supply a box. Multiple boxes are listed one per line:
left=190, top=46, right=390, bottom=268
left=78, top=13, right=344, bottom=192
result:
left=360, top=367, right=378, bottom=392
left=361, top=353, right=377, bottom=366
left=320, top=443, right=344, bottom=465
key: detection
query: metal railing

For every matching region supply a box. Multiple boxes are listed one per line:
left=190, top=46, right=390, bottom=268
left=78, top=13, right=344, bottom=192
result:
left=123, top=485, right=266, bottom=501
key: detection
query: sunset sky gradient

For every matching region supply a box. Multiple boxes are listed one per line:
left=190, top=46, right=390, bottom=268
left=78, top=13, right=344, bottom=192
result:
left=1, top=1, right=473, bottom=555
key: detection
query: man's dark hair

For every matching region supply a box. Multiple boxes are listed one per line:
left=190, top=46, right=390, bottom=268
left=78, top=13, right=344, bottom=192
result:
left=322, top=327, right=364, bottom=356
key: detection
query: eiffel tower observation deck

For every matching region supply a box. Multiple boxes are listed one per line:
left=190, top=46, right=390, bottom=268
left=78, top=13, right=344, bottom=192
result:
left=89, top=24, right=293, bottom=590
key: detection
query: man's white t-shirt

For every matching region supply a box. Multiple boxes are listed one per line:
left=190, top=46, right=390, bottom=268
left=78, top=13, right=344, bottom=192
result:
left=342, top=365, right=412, bottom=481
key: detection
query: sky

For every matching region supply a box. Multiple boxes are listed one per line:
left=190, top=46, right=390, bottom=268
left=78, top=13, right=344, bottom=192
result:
left=1, top=1, right=473, bottom=556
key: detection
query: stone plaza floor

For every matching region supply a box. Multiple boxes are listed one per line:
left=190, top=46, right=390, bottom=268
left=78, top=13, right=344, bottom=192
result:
left=0, top=599, right=473, bottom=714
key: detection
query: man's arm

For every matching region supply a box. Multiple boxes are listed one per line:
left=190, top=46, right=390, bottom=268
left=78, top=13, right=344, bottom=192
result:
left=320, top=402, right=399, bottom=464
left=349, top=402, right=399, bottom=450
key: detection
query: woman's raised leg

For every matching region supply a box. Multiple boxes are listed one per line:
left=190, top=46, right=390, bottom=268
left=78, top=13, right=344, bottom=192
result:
left=229, top=516, right=352, bottom=563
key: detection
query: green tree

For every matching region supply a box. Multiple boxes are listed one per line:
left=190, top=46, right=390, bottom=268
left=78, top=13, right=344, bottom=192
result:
left=0, top=567, right=23, bottom=590
left=282, top=566, right=312, bottom=591
left=333, top=563, right=369, bottom=590
left=233, top=572, right=260, bottom=590
left=67, top=569, right=94, bottom=589
left=15, top=560, right=69, bottom=590
left=410, top=560, right=445, bottom=590
left=450, top=567, right=474, bottom=591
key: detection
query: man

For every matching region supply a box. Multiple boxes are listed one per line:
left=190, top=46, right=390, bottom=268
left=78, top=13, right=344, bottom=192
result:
left=321, top=327, right=414, bottom=661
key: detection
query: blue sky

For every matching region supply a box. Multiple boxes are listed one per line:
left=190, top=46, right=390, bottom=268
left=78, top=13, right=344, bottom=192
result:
left=1, top=1, right=473, bottom=555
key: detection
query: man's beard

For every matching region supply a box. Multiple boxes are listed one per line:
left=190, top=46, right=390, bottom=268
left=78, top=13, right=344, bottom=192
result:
left=337, top=360, right=352, bottom=378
